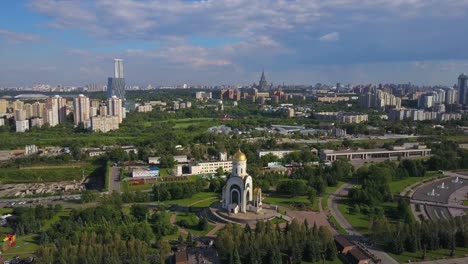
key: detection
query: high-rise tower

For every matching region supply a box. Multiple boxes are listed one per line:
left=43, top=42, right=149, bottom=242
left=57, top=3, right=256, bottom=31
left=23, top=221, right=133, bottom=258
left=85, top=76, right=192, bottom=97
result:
left=107, top=59, right=126, bottom=100
left=114, top=59, right=124, bottom=78
left=73, top=94, right=90, bottom=127
left=458, top=73, right=468, bottom=105
left=259, top=70, right=268, bottom=91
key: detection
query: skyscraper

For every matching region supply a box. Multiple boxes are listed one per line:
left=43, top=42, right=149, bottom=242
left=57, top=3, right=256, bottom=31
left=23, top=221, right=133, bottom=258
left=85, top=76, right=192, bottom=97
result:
left=73, top=94, right=90, bottom=127
left=114, top=59, right=124, bottom=78
left=259, top=70, right=268, bottom=91
left=458, top=73, right=468, bottom=105
left=107, top=59, right=126, bottom=100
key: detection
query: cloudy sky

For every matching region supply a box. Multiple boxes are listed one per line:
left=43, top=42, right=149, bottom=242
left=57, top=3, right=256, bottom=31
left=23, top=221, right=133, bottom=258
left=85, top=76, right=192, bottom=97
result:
left=1, top=0, right=468, bottom=86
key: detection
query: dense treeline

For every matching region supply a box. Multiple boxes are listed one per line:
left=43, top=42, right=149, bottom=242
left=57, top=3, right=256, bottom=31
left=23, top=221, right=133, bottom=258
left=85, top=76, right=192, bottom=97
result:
left=426, top=141, right=468, bottom=170
left=370, top=215, right=468, bottom=255
left=152, top=178, right=206, bottom=201
left=36, top=201, right=176, bottom=264
left=12, top=205, right=61, bottom=235
left=215, top=220, right=337, bottom=264
left=350, top=159, right=426, bottom=207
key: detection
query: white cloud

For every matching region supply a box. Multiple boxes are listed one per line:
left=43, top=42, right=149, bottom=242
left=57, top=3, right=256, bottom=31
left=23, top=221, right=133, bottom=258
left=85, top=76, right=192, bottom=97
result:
left=319, top=32, right=340, bottom=42
left=0, top=29, right=41, bottom=43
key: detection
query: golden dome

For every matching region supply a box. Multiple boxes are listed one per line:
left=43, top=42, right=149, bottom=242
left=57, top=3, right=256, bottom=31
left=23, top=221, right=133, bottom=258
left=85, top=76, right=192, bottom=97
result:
left=233, top=149, right=247, bottom=161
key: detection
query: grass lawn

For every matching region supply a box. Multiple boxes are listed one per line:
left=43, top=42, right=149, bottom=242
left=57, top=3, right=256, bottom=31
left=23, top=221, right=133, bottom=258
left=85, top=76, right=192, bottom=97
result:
left=0, top=208, right=13, bottom=215
left=121, top=181, right=154, bottom=192
left=0, top=164, right=98, bottom=183
left=322, top=181, right=346, bottom=210
left=270, top=217, right=287, bottom=225
left=328, top=215, right=347, bottom=235
left=0, top=234, right=39, bottom=258
left=160, top=168, right=170, bottom=177
left=336, top=197, right=371, bottom=235
left=263, top=195, right=314, bottom=211
left=165, top=192, right=218, bottom=207
left=42, top=209, right=71, bottom=231
left=464, top=200, right=468, bottom=206
left=175, top=212, right=215, bottom=236
left=389, top=247, right=468, bottom=263
left=389, top=172, right=442, bottom=195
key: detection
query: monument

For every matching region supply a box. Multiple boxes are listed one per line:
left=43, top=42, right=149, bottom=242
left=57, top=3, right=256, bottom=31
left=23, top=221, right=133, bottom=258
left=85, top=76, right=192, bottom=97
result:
left=222, top=149, right=262, bottom=214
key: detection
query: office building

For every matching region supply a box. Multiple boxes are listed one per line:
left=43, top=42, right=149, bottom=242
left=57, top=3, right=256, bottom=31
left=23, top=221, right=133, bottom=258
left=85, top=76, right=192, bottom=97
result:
left=73, top=94, right=90, bottom=127
left=107, top=59, right=126, bottom=99
left=114, top=59, right=124, bottom=78
left=458, top=73, right=468, bottom=105
left=107, top=96, right=123, bottom=123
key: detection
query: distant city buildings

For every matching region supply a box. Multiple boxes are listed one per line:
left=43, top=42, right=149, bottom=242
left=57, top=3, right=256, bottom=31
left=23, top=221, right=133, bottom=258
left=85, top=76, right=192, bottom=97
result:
left=314, top=112, right=369, bottom=124
left=359, top=89, right=401, bottom=110
left=195, top=91, right=212, bottom=100
left=389, top=108, right=462, bottom=121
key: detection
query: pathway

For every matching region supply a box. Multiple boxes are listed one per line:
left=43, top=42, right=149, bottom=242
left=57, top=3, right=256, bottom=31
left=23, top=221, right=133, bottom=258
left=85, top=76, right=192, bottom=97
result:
left=108, top=166, right=121, bottom=193
left=328, top=183, right=399, bottom=264
left=169, top=213, right=188, bottom=235
left=411, top=257, right=468, bottom=264
left=205, top=223, right=225, bottom=237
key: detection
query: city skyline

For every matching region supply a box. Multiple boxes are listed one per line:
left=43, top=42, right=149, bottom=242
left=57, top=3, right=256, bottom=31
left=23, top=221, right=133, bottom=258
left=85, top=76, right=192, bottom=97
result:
left=1, top=0, right=468, bottom=86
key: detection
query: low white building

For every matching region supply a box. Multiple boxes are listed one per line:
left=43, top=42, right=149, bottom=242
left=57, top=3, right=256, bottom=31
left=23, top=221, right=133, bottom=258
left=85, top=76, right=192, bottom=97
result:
left=148, top=155, right=188, bottom=165
left=189, top=160, right=233, bottom=175
left=132, top=167, right=159, bottom=178
left=0, top=118, right=4, bottom=127
left=258, top=149, right=296, bottom=159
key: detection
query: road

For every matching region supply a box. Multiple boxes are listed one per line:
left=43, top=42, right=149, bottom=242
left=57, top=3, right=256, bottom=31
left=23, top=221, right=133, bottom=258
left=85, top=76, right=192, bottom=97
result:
left=108, top=166, right=121, bottom=193
left=328, top=183, right=399, bottom=264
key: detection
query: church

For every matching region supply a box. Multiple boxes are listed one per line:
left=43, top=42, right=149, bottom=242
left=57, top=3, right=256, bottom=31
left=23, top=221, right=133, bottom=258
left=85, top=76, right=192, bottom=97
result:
left=222, top=149, right=262, bottom=214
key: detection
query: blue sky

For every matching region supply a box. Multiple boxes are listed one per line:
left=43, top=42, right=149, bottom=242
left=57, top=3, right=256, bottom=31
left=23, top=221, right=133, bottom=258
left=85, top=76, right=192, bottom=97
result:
left=1, top=0, right=468, bottom=86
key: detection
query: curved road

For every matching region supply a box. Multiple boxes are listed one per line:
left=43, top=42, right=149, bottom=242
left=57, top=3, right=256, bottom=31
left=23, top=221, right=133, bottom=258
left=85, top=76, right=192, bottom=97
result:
left=328, top=183, right=398, bottom=264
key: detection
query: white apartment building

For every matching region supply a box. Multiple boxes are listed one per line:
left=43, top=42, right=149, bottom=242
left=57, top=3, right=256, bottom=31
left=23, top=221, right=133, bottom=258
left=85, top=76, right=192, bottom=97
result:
left=15, top=120, right=29, bottom=133
left=91, top=115, right=119, bottom=133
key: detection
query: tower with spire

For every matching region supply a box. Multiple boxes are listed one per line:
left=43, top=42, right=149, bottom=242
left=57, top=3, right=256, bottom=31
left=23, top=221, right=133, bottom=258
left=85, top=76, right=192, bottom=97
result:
left=259, top=70, right=268, bottom=91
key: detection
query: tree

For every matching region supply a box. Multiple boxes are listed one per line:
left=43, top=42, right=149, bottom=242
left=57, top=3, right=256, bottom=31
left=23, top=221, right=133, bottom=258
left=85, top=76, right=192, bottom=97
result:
left=198, top=216, right=209, bottom=231
left=81, top=190, right=99, bottom=204
left=160, top=154, right=176, bottom=169
left=130, top=204, right=148, bottom=222
left=216, top=167, right=224, bottom=176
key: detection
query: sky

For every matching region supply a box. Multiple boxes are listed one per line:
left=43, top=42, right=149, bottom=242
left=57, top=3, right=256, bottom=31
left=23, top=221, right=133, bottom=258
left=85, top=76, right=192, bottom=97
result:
left=1, top=0, right=468, bottom=87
